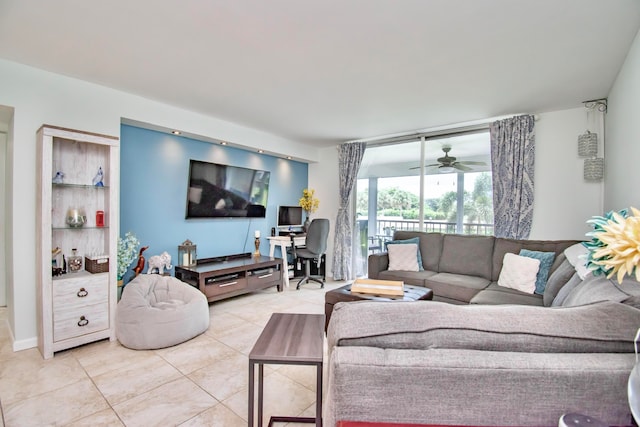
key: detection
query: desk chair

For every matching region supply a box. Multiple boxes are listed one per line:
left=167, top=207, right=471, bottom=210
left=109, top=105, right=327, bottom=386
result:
left=290, top=218, right=329, bottom=290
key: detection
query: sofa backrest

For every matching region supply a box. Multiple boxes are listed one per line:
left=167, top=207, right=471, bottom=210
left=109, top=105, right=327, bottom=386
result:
left=439, top=234, right=495, bottom=280
left=393, top=231, right=444, bottom=271
left=491, top=238, right=581, bottom=282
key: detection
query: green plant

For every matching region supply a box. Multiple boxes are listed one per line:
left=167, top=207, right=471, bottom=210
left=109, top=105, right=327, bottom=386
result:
left=117, top=232, right=140, bottom=280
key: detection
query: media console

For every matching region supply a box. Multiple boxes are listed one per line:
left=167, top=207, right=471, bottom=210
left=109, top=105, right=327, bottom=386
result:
left=174, top=253, right=284, bottom=302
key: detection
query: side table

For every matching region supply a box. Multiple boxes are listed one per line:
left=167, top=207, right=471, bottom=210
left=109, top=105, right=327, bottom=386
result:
left=249, top=313, right=325, bottom=427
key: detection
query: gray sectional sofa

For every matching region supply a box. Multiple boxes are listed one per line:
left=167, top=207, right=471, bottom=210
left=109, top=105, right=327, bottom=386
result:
left=324, top=231, right=640, bottom=426
left=368, top=231, right=580, bottom=305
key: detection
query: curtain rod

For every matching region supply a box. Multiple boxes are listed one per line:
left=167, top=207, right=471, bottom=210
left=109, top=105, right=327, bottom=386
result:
left=347, top=113, right=538, bottom=147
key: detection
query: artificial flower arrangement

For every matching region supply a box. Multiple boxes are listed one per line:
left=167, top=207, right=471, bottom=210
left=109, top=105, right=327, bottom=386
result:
left=584, top=207, right=640, bottom=284
left=299, top=188, right=320, bottom=215
left=117, top=231, right=140, bottom=281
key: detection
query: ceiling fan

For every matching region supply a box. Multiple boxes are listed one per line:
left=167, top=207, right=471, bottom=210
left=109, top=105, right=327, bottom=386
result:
left=410, top=146, right=487, bottom=173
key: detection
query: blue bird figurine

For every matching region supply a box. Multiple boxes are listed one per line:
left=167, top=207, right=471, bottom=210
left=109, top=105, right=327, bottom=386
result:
left=93, top=167, right=104, bottom=187
left=52, top=171, right=64, bottom=184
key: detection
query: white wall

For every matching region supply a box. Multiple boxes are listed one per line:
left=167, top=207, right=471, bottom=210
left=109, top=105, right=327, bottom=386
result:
left=0, top=131, right=7, bottom=307
left=529, top=107, right=605, bottom=240
left=308, top=145, right=340, bottom=279
left=0, top=59, right=320, bottom=350
left=605, top=28, right=640, bottom=211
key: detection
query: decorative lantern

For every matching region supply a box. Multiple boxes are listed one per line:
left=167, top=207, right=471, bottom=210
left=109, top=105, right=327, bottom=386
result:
left=178, top=239, right=197, bottom=267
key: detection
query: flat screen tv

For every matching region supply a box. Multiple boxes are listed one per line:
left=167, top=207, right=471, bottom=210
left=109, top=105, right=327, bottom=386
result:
left=185, top=159, right=270, bottom=218
left=277, top=205, right=303, bottom=228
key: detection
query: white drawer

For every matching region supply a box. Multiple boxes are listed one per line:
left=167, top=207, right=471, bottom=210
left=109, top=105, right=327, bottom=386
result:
left=53, top=273, right=108, bottom=310
left=53, top=302, right=109, bottom=342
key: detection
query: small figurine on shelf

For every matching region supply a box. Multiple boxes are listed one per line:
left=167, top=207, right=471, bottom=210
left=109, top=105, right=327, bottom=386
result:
left=133, top=246, right=149, bottom=276
left=92, top=166, right=104, bottom=187
left=52, top=171, right=64, bottom=184
left=147, top=251, right=173, bottom=275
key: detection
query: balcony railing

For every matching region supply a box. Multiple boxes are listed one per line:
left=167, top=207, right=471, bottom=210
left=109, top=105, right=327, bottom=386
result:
left=359, top=218, right=494, bottom=238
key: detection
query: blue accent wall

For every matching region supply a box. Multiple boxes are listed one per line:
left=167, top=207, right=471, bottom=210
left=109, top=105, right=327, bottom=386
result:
left=119, top=124, right=308, bottom=279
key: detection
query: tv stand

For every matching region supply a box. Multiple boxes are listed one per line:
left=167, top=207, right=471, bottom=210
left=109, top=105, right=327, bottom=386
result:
left=175, top=253, right=283, bottom=302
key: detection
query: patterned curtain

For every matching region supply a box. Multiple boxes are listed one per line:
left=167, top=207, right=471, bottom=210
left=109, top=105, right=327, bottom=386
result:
left=489, top=114, right=535, bottom=239
left=332, top=141, right=366, bottom=280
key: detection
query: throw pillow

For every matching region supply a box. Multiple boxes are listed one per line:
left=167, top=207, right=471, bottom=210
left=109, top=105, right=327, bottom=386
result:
left=497, top=253, right=540, bottom=294
left=519, top=249, right=556, bottom=295
left=564, top=243, right=591, bottom=280
left=385, top=237, right=424, bottom=271
left=387, top=243, right=420, bottom=272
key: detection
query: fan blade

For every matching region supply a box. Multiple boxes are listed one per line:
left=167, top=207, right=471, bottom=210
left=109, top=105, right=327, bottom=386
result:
left=454, top=164, right=473, bottom=171
left=458, top=161, right=487, bottom=166
left=409, top=164, right=439, bottom=170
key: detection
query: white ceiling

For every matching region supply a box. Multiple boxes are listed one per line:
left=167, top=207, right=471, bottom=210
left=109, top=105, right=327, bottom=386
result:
left=0, top=0, right=639, bottom=147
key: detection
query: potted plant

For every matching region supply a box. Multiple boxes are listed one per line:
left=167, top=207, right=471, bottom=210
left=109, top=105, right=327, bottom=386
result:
left=299, top=188, right=320, bottom=231
left=117, top=231, right=140, bottom=286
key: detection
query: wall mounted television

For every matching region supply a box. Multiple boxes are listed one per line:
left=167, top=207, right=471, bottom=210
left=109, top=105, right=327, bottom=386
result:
left=185, top=159, right=270, bottom=219
left=277, top=205, right=303, bottom=228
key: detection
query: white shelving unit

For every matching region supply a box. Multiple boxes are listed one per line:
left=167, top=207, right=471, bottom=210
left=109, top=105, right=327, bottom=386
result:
left=36, top=125, right=119, bottom=359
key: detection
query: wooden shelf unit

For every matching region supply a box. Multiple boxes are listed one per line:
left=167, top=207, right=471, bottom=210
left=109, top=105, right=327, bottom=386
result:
left=36, top=125, right=119, bottom=359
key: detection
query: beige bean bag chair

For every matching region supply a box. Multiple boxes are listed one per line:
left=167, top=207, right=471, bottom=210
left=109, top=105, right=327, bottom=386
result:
left=116, top=274, right=209, bottom=350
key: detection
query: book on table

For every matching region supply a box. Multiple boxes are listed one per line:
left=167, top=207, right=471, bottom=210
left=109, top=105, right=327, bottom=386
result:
left=351, top=278, right=404, bottom=296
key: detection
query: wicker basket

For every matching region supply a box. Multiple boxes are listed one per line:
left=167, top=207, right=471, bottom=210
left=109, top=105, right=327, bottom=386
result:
left=85, top=255, right=109, bottom=273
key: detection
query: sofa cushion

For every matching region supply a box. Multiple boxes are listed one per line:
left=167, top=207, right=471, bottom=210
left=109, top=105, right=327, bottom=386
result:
left=491, top=238, right=580, bottom=282
left=378, top=269, right=437, bottom=286
left=470, top=283, right=543, bottom=306
left=564, top=243, right=591, bottom=280
left=424, top=273, right=490, bottom=303
left=385, top=237, right=423, bottom=270
left=393, top=231, right=444, bottom=272
left=438, top=235, right=494, bottom=280
left=551, top=273, right=583, bottom=307
left=543, top=255, right=575, bottom=307
left=387, top=243, right=419, bottom=271
left=519, top=249, right=556, bottom=294
left=497, top=253, right=539, bottom=294
left=561, top=274, right=640, bottom=307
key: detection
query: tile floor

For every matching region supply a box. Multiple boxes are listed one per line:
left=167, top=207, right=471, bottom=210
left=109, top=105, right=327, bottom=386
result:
left=0, top=279, right=345, bottom=426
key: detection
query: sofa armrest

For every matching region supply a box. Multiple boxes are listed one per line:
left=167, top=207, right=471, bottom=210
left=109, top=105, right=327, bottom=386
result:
left=326, top=300, right=640, bottom=355
left=367, top=253, right=389, bottom=279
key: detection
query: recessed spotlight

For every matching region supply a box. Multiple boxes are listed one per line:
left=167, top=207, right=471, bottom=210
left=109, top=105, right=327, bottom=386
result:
left=286, top=156, right=292, bottom=160
left=171, top=130, right=181, bottom=135
left=258, top=150, right=264, bottom=154
left=220, top=141, right=227, bottom=146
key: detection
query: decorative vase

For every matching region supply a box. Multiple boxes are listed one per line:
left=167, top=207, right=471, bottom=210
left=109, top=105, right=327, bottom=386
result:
left=303, top=216, right=311, bottom=232
left=65, top=208, right=86, bottom=228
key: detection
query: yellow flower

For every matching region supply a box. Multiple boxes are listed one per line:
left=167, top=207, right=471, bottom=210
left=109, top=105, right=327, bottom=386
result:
left=591, top=207, right=640, bottom=283
left=299, top=188, right=319, bottom=214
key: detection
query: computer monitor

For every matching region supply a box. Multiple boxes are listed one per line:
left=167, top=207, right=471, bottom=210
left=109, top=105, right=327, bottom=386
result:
left=277, top=205, right=303, bottom=228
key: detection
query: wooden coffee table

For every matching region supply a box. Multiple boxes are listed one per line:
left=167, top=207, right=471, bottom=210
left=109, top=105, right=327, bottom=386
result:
left=324, top=283, right=433, bottom=331
left=248, top=313, right=324, bottom=427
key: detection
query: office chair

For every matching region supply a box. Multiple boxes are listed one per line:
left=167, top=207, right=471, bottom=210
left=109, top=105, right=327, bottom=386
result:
left=290, top=218, right=329, bottom=290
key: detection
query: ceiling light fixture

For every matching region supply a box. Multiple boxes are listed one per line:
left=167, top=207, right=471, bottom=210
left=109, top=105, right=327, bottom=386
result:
left=220, top=141, right=227, bottom=145
left=286, top=156, right=292, bottom=160
left=439, top=166, right=455, bottom=173
left=171, top=130, right=181, bottom=135
left=258, top=150, right=264, bottom=154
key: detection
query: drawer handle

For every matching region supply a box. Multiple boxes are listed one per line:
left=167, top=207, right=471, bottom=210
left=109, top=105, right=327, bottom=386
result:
left=77, top=316, right=89, bottom=327
left=219, top=281, right=238, bottom=287
left=77, top=288, right=88, bottom=297
left=258, top=273, right=273, bottom=279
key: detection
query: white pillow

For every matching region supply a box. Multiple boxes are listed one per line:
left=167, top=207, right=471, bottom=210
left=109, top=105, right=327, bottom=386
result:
left=497, top=253, right=540, bottom=294
left=388, top=243, right=419, bottom=272
left=563, top=243, right=591, bottom=280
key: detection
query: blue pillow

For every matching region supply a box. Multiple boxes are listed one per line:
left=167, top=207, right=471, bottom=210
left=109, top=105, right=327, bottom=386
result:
left=519, top=249, right=556, bottom=295
left=386, top=237, right=424, bottom=271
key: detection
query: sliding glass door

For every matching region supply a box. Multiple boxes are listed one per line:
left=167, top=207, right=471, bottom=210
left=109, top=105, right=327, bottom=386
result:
left=354, top=131, right=493, bottom=277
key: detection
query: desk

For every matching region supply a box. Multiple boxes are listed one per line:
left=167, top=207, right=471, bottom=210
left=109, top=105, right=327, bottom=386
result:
left=249, top=313, right=324, bottom=427
left=266, top=235, right=306, bottom=288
